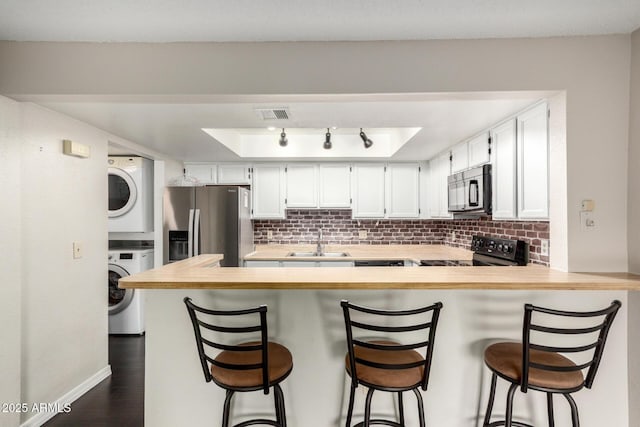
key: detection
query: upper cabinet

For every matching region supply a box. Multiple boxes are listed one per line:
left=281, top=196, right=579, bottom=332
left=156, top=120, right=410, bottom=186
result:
left=428, top=152, right=452, bottom=218
left=351, top=164, right=386, bottom=218
left=184, top=163, right=217, bottom=184
left=517, top=102, right=549, bottom=219
left=217, top=164, right=251, bottom=185
left=468, top=132, right=491, bottom=168
left=491, top=120, right=517, bottom=219
left=318, top=164, right=351, bottom=208
left=386, top=164, right=420, bottom=218
left=251, top=164, right=285, bottom=219
left=491, top=101, right=549, bottom=220
left=285, top=164, right=318, bottom=208
left=450, top=142, right=468, bottom=173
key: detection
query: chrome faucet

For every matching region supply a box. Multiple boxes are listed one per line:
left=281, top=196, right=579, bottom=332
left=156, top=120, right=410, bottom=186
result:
left=316, top=229, right=324, bottom=256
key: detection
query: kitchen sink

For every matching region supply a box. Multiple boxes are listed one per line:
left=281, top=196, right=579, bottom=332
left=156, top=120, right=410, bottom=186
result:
left=286, top=251, right=350, bottom=257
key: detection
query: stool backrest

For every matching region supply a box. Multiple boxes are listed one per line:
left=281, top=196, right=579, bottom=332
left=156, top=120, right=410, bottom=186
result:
left=183, top=297, right=270, bottom=394
left=521, top=300, right=621, bottom=392
left=341, top=300, right=443, bottom=391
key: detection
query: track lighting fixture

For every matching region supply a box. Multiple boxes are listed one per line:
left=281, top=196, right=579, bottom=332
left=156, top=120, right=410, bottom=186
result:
left=360, top=128, right=373, bottom=148
left=324, top=128, right=332, bottom=150
left=279, top=128, right=288, bottom=147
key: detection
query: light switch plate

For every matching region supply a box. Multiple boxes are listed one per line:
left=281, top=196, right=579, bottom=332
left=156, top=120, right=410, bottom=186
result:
left=266, top=230, right=273, bottom=239
left=580, top=211, right=595, bottom=231
left=73, top=241, right=83, bottom=259
left=359, top=230, right=367, bottom=239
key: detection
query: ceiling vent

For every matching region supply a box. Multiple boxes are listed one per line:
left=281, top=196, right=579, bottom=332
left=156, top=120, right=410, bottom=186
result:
left=254, top=107, right=290, bottom=121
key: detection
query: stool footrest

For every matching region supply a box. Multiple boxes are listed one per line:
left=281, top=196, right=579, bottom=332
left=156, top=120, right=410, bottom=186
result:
left=234, top=419, right=282, bottom=427
left=486, top=421, right=533, bottom=427
left=353, top=420, right=403, bottom=427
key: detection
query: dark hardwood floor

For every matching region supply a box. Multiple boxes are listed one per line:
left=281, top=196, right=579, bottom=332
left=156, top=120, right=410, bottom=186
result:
left=44, top=335, right=144, bottom=427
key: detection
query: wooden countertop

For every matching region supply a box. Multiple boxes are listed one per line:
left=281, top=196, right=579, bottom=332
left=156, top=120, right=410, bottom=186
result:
left=244, top=244, right=473, bottom=263
left=119, top=254, right=640, bottom=291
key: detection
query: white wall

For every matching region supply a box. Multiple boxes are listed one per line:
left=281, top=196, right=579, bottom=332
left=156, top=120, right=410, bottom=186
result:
left=0, top=95, right=22, bottom=427
left=627, top=28, right=640, bottom=427
left=0, top=36, right=632, bottom=272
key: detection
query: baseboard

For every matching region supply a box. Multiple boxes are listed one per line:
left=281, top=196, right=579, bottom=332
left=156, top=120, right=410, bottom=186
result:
left=20, top=365, right=112, bottom=427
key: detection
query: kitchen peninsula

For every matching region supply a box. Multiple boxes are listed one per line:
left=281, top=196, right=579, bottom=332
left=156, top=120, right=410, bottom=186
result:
left=120, top=250, right=640, bottom=427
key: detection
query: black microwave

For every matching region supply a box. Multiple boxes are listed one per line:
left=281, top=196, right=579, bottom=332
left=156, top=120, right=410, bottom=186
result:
left=447, top=164, right=492, bottom=214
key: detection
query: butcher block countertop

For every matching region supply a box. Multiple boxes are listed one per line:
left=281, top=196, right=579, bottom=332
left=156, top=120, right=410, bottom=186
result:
left=119, top=251, right=640, bottom=291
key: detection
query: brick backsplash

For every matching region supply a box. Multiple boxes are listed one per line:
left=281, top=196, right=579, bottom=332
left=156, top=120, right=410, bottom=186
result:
left=253, top=210, right=550, bottom=265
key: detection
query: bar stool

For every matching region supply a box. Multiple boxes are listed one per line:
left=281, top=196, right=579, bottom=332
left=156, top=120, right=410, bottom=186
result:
left=184, top=297, right=293, bottom=427
left=340, top=300, right=443, bottom=427
left=482, top=300, right=621, bottom=427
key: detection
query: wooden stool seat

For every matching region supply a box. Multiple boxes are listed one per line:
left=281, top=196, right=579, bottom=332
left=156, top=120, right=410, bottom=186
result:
left=212, top=341, right=293, bottom=389
left=345, top=340, right=425, bottom=389
left=484, top=342, right=583, bottom=390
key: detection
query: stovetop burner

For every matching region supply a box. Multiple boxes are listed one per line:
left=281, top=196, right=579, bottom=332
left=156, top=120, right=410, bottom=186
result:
left=419, top=260, right=473, bottom=267
left=419, top=236, right=530, bottom=267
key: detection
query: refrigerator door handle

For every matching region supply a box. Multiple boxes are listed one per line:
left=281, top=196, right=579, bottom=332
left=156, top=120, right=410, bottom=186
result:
left=188, top=208, right=195, bottom=258
left=194, top=209, right=201, bottom=256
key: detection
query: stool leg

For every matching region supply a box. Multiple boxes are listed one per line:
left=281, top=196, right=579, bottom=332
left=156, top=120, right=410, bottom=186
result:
left=274, top=384, right=287, bottom=427
left=363, top=388, right=375, bottom=427
left=547, top=393, right=555, bottom=427
left=412, top=388, right=426, bottom=427
left=222, top=390, right=234, bottom=427
left=397, top=392, right=405, bottom=426
left=505, top=383, right=518, bottom=427
left=563, top=394, right=580, bottom=427
left=345, top=384, right=356, bottom=427
left=483, top=373, right=498, bottom=427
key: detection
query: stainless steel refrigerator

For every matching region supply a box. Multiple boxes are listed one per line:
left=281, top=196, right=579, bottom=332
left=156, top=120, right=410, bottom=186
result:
left=163, top=186, right=254, bottom=266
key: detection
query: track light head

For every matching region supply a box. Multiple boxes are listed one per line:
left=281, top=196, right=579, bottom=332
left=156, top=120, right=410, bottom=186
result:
left=279, top=128, right=288, bottom=147
left=324, top=128, right=332, bottom=150
left=360, top=128, right=373, bottom=148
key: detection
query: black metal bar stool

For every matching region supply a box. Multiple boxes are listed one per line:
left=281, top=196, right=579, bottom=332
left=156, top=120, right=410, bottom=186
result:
left=482, top=300, right=621, bottom=427
left=340, top=300, right=443, bottom=427
left=184, top=297, right=293, bottom=427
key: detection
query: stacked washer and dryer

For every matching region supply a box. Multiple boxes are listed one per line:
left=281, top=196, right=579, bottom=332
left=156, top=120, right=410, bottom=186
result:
left=107, top=156, right=154, bottom=335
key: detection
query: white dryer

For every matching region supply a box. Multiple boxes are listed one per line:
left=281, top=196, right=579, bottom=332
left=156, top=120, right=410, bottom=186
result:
left=108, top=249, right=154, bottom=334
left=108, top=156, right=153, bottom=232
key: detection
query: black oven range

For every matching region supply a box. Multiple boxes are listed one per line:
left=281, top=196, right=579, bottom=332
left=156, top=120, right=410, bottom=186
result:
left=420, top=235, right=530, bottom=267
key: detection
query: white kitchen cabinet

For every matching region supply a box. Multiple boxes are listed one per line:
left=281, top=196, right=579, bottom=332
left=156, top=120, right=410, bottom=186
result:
left=251, top=164, right=285, bottom=219
left=351, top=164, right=386, bottom=218
left=184, top=163, right=217, bottom=184
left=468, top=131, right=491, bottom=167
left=428, top=152, right=452, bottom=218
left=285, top=164, right=318, bottom=208
left=517, top=102, right=549, bottom=219
left=318, top=164, right=351, bottom=208
left=217, top=164, right=251, bottom=184
left=386, top=164, right=420, bottom=218
left=419, top=162, right=430, bottom=219
left=491, top=120, right=517, bottom=219
left=450, top=143, right=468, bottom=173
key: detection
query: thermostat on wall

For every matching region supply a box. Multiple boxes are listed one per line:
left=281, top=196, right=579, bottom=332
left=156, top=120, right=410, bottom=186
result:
left=62, top=139, right=90, bottom=158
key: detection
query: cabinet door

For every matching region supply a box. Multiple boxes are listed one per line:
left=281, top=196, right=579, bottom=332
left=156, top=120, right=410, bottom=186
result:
left=517, top=102, right=549, bottom=219
left=184, top=163, right=217, bottom=184
left=451, top=143, right=468, bottom=173
left=285, top=164, right=318, bottom=208
left=351, top=164, right=386, bottom=218
left=491, top=120, right=517, bottom=219
left=428, top=153, right=452, bottom=218
left=251, top=164, right=285, bottom=219
left=319, top=164, right=351, bottom=208
left=468, top=132, right=491, bottom=167
left=217, top=164, right=251, bottom=184
left=386, top=164, right=420, bottom=218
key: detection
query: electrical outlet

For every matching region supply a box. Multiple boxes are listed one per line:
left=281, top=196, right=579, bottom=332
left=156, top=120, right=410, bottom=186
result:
left=73, top=241, right=83, bottom=259
left=358, top=230, right=367, bottom=239
left=267, top=230, right=273, bottom=239
left=540, top=239, right=549, bottom=257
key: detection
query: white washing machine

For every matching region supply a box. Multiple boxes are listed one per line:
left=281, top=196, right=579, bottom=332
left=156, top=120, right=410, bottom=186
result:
left=108, top=156, right=154, bottom=232
left=108, top=249, right=154, bottom=334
